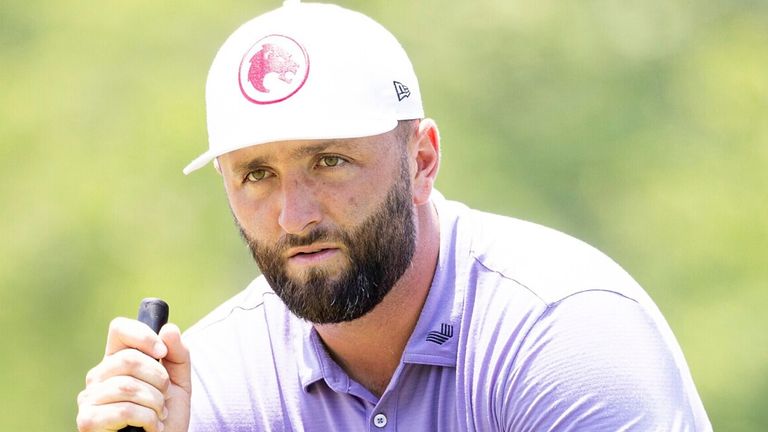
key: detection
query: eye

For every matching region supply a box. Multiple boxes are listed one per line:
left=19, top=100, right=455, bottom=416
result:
left=245, top=169, right=272, bottom=182
left=318, top=155, right=346, bottom=168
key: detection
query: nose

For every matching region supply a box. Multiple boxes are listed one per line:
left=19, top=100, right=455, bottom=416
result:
left=277, top=175, right=322, bottom=235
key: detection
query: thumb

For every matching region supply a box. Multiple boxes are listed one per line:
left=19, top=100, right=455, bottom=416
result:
left=159, top=323, right=192, bottom=394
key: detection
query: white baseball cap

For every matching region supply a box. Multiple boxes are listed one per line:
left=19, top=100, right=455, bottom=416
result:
left=183, top=0, right=424, bottom=174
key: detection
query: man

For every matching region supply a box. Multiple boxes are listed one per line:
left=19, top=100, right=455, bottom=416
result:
left=77, top=2, right=712, bottom=431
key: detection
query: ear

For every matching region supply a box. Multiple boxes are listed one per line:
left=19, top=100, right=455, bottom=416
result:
left=411, top=118, right=441, bottom=206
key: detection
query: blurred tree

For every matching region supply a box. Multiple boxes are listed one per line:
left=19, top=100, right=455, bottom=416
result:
left=0, top=0, right=765, bottom=429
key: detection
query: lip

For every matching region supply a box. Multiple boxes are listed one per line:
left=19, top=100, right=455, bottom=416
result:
left=285, top=243, right=340, bottom=258
left=285, top=244, right=342, bottom=265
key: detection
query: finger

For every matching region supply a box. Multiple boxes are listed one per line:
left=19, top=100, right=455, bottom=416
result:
left=106, top=317, right=167, bottom=358
left=81, top=375, right=167, bottom=419
left=159, top=323, right=192, bottom=394
left=86, top=348, right=170, bottom=394
left=76, top=401, right=163, bottom=432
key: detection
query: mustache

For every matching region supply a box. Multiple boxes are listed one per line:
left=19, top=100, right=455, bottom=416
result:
left=277, top=227, right=338, bottom=251
left=238, top=223, right=342, bottom=254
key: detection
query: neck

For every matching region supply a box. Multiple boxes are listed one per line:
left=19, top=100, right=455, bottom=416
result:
left=314, top=201, right=440, bottom=397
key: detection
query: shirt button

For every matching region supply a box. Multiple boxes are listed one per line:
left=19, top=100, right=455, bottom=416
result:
left=373, top=413, right=388, bottom=428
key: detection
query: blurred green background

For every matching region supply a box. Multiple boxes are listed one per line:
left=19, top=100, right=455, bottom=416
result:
left=1, top=0, right=766, bottom=430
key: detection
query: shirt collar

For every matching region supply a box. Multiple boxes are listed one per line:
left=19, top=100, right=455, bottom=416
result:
left=298, top=325, right=351, bottom=393
left=401, top=190, right=466, bottom=367
left=297, top=189, right=468, bottom=390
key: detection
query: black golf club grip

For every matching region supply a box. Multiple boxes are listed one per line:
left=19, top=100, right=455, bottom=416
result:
left=120, top=298, right=170, bottom=432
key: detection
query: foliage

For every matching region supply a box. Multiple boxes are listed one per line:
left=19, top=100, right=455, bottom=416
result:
left=1, top=0, right=765, bottom=429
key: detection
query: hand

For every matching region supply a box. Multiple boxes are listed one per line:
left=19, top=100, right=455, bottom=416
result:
left=76, top=318, right=191, bottom=432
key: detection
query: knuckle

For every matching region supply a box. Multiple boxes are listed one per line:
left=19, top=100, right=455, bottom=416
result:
left=156, top=369, right=171, bottom=393
left=117, top=379, right=139, bottom=398
left=108, top=317, right=124, bottom=333
left=117, top=348, right=154, bottom=375
left=116, top=403, right=132, bottom=419
left=76, top=388, right=89, bottom=406
left=84, top=365, right=101, bottom=386
left=140, top=333, right=159, bottom=349
left=122, top=349, right=144, bottom=370
left=75, top=409, right=95, bottom=431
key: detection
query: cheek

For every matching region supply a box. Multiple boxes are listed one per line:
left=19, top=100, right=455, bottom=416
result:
left=332, top=188, right=385, bottom=231
left=329, top=183, right=376, bottom=223
left=226, top=187, right=248, bottom=218
left=346, top=194, right=358, bottom=209
left=227, top=190, right=273, bottom=237
left=348, top=169, right=396, bottom=210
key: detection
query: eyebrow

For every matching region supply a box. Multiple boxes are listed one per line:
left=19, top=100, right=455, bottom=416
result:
left=289, top=139, right=356, bottom=159
left=232, top=140, right=354, bottom=175
left=233, top=157, right=270, bottom=177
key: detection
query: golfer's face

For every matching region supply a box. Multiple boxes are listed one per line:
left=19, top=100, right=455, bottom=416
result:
left=217, top=130, right=407, bottom=282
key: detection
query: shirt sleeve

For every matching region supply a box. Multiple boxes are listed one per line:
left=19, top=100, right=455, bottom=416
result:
left=501, top=290, right=711, bottom=431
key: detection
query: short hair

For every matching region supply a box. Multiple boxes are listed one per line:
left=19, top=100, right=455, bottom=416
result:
left=394, top=119, right=419, bottom=148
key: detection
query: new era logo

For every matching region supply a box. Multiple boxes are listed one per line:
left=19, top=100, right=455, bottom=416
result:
left=393, top=81, right=411, bottom=101
left=426, top=323, right=454, bottom=345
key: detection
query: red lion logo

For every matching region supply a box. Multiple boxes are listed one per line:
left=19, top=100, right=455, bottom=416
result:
left=247, top=43, right=299, bottom=93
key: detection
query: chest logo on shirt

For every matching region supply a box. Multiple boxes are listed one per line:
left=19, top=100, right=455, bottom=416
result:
left=426, top=323, right=454, bottom=345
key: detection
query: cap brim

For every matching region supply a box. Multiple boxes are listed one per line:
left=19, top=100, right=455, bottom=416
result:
left=182, top=150, right=215, bottom=175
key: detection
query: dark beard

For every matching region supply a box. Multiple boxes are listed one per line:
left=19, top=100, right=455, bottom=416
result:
left=237, top=167, right=416, bottom=324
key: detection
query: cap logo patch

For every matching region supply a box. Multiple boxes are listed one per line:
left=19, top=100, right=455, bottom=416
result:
left=393, top=81, right=411, bottom=101
left=238, top=34, right=310, bottom=104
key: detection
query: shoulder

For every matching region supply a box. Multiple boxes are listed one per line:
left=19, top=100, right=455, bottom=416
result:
left=457, top=205, right=647, bottom=305
left=183, top=276, right=276, bottom=348
left=500, top=290, right=710, bottom=430
left=437, top=198, right=711, bottom=429
left=184, top=276, right=310, bottom=430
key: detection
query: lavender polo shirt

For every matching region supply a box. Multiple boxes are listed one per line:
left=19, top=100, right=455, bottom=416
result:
left=184, top=192, right=711, bottom=431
